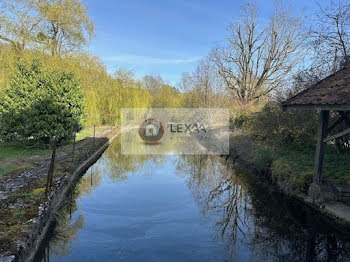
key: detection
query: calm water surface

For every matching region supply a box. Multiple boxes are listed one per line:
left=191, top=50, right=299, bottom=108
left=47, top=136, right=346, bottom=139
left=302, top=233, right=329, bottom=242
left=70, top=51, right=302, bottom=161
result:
left=34, top=137, right=350, bottom=262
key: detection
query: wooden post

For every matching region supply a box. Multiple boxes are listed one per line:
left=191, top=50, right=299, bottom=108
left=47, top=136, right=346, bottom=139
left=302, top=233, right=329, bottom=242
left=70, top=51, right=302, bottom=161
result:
left=46, top=137, right=57, bottom=195
left=72, top=132, right=76, bottom=163
left=93, top=124, right=96, bottom=147
left=313, top=110, right=329, bottom=185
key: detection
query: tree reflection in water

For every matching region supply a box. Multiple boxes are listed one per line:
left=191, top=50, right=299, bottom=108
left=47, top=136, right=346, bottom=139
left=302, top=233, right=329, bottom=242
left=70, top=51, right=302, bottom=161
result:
left=35, top=144, right=350, bottom=262
left=37, top=162, right=105, bottom=262
left=38, top=186, right=85, bottom=261
left=98, top=135, right=165, bottom=182
left=35, top=136, right=158, bottom=262
left=179, top=155, right=350, bottom=262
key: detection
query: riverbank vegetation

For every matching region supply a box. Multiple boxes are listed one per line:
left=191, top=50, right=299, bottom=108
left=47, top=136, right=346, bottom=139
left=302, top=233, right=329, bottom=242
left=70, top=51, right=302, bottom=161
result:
left=179, top=0, right=350, bottom=193
left=242, top=101, right=350, bottom=192
left=0, top=143, right=50, bottom=177
left=0, top=125, right=112, bottom=177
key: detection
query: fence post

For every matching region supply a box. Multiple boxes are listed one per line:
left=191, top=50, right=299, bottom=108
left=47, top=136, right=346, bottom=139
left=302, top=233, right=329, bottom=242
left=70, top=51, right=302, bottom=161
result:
left=93, top=124, right=96, bottom=147
left=72, top=132, right=76, bottom=163
left=46, top=137, right=57, bottom=195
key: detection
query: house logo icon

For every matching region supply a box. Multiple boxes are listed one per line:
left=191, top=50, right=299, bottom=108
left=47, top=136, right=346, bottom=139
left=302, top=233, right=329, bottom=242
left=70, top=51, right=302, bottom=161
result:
left=139, top=118, right=164, bottom=143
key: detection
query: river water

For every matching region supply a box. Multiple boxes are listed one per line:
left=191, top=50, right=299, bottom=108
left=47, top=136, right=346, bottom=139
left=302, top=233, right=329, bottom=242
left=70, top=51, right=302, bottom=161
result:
left=34, top=137, right=350, bottom=262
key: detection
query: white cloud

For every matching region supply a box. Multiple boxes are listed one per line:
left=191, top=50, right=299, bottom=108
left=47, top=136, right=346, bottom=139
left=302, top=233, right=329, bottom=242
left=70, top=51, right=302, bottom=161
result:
left=103, top=54, right=200, bottom=65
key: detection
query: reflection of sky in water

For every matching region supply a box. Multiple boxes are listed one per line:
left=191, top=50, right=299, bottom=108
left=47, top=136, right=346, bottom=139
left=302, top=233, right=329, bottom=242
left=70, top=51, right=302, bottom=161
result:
left=35, top=138, right=350, bottom=262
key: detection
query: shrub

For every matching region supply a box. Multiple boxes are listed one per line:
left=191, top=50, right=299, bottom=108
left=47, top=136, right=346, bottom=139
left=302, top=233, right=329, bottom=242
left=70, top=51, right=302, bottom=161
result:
left=243, top=101, right=318, bottom=145
left=272, top=159, right=292, bottom=180
left=271, top=159, right=294, bottom=193
left=0, top=60, right=85, bottom=145
left=272, top=159, right=313, bottom=193
left=290, top=171, right=313, bottom=192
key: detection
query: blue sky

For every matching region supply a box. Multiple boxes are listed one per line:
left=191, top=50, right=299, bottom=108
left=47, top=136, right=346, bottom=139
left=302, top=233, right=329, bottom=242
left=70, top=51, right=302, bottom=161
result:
left=85, top=0, right=329, bottom=86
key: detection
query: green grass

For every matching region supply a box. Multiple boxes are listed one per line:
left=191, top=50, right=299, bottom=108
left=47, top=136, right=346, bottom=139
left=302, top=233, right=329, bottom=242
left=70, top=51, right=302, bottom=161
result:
left=0, top=143, right=49, bottom=162
left=271, top=143, right=350, bottom=190
left=0, top=143, right=50, bottom=177
left=76, top=126, right=109, bottom=141
left=245, top=138, right=350, bottom=191
left=0, top=125, right=111, bottom=177
left=0, top=166, right=17, bottom=177
left=277, top=144, right=350, bottom=180
left=0, top=165, right=35, bottom=177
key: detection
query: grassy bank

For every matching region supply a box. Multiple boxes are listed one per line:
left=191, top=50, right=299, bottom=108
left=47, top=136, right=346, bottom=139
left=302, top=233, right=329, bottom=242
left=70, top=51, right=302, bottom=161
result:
left=231, top=134, right=350, bottom=194
left=0, top=143, right=50, bottom=177
left=76, top=126, right=111, bottom=141
left=0, top=126, right=111, bottom=178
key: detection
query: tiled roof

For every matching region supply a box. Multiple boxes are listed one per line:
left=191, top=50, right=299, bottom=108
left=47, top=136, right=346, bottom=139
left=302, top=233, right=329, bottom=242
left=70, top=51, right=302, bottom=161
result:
left=283, top=67, right=350, bottom=108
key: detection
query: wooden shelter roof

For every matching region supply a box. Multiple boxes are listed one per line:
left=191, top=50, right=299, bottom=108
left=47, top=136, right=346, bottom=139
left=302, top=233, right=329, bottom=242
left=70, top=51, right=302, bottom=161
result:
left=283, top=67, right=350, bottom=110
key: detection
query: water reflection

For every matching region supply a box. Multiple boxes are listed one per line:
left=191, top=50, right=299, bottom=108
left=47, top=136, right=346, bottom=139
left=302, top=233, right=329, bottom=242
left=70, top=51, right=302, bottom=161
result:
left=34, top=137, right=350, bottom=262
left=39, top=188, right=85, bottom=260
left=180, top=156, right=350, bottom=261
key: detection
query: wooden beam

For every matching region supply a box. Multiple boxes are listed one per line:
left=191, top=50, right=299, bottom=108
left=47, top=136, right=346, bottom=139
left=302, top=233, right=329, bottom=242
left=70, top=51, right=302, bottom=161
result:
left=283, top=104, right=350, bottom=111
left=314, top=110, right=329, bottom=185
left=324, top=128, right=350, bottom=143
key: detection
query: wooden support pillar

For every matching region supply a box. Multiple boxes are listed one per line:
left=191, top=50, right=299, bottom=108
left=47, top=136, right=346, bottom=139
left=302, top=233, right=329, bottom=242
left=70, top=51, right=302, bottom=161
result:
left=313, top=110, right=329, bottom=185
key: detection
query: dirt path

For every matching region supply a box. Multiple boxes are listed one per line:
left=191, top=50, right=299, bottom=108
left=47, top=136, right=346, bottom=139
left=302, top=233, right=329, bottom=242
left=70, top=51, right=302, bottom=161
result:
left=0, top=128, right=117, bottom=198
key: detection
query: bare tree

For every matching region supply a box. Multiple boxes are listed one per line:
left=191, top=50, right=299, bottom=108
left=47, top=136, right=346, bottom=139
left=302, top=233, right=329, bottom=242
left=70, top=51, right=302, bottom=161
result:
left=212, top=2, right=304, bottom=105
left=192, top=56, right=218, bottom=107
left=180, top=56, right=229, bottom=108
left=311, top=0, right=350, bottom=73
left=142, top=74, right=164, bottom=95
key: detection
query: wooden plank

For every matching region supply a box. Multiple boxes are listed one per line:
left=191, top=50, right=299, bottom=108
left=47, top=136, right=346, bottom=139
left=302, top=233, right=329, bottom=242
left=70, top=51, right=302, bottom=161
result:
left=314, top=110, right=329, bottom=185
left=324, top=128, right=350, bottom=143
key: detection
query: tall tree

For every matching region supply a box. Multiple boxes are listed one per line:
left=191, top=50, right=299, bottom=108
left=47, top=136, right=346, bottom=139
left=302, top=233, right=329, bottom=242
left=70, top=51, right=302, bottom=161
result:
left=0, top=0, right=41, bottom=51
left=36, top=0, right=95, bottom=56
left=180, top=56, right=228, bottom=108
left=212, top=2, right=304, bottom=105
left=0, top=0, right=94, bottom=56
left=142, top=74, right=164, bottom=91
left=311, top=0, right=350, bottom=73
